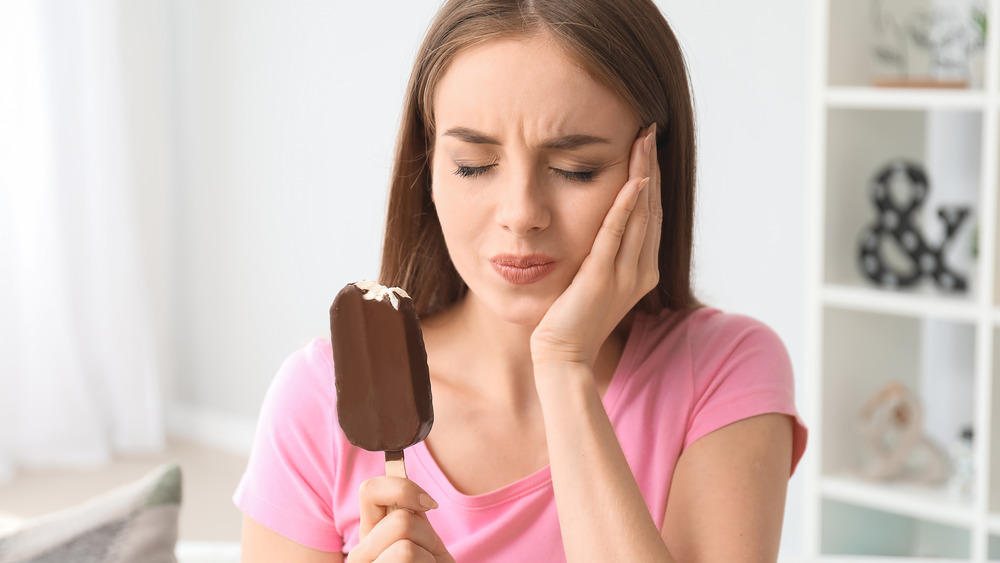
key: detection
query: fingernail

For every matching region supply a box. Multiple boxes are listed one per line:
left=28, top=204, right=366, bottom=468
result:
left=643, top=130, right=654, bottom=155
left=638, top=177, right=651, bottom=192
left=419, top=492, right=439, bottom=510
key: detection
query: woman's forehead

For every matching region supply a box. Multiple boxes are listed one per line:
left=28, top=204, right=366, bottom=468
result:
left=432, top=35, right=637, bottom=143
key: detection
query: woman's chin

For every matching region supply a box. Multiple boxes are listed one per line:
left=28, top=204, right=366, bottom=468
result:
left=471, top=290, right=555, bottom=328
left=498, top=308, right=547, bottom=328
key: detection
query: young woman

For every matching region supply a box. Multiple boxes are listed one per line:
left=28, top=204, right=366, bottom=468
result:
left=235, top=1, right=807, bottom=561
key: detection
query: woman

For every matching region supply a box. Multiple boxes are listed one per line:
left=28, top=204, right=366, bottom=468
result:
left=235, top=0, right=807, bottom=561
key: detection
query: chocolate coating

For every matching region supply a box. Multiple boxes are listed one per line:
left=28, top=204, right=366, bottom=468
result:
left=330, top=282, right=433, bottom=452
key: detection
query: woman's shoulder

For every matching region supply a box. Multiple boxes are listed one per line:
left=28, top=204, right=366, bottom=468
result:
left=235, top=337, right=346, bottom=552
left=280, top=337, right=335, bottom=379
left=272, top=337, right=334, bottom=387
left=257, top=337, right=337, bottom=426
left=639, top=306, right=787, bottom=360
left=628, top=307, right=792, bottom=392
left=633, top=308, right=806, bottom=474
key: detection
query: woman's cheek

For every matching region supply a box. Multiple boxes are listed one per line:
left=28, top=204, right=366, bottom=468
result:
left=580, top=181, right=625, bottom=245
left=433, top=184, right=456, bottom=236
left=432, top=181, right=473, bottom=259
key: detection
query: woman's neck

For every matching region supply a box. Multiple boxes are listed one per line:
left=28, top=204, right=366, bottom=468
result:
left=422, top=294, right=538, bottom=412
left=421, top=293, right=630, bottom=412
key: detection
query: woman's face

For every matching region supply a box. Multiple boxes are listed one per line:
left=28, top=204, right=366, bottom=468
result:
left=431, top=33, right=641, bottom=326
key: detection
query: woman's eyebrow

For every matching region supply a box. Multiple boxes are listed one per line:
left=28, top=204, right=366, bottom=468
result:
left=442, top=127, right=500, bottom=145
left=441, top=126, right=611, bottom=150
left=539, top=134, right=612, bottom=150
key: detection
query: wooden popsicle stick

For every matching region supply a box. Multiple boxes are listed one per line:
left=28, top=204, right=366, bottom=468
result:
left=385, top=450, right=407, bottom=478
left=384, top=450, right=409, bottom=513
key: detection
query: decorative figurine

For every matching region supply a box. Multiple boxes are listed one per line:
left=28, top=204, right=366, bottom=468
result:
left=857, top=160, right=970, bottom=292
left=858, top=381, right=949, bottom=485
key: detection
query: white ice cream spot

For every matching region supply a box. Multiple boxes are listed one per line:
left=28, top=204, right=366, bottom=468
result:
left=354, top=280, right=411, bottom=310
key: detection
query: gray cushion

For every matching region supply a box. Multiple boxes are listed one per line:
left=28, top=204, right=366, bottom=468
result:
left=0, top=463, right=181, bottom=563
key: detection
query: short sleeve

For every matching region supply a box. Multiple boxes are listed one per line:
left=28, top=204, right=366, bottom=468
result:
left=685, top=313, right=808, bottom=474
left=233, top=338, right=344, bottom=552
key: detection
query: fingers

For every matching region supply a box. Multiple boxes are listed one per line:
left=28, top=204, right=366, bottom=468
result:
left=373, top=540, right=437, bottom=563
left=588, top=174, right=649, bottom=271
left=361, top=509, right=444, bottom=563
left=628, top=124, right=653, bottom=181
left=616, top=126, right=656, bottom=273
left=579, top=123, right=660, bottom=298
left=358, top=477, right=439, bottom=539
left=641, top=123, right=663, bottom=274
left=352, top=477, right=446, bottom=563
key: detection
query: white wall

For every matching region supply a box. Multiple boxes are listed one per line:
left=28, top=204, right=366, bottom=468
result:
left=167, top=2, right=439, bottom=418
left=162, top=0, right=812, bottom=556
left=662, top=2, right=811, bottom=556
left=117, top=0, right=177, bottom=438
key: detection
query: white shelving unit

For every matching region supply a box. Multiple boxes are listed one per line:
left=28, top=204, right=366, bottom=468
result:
left=806, top=0, right=1000, bottom=560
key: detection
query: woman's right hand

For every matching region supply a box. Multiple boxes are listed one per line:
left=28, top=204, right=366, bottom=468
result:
left=346, top=476, right=455, bottom=563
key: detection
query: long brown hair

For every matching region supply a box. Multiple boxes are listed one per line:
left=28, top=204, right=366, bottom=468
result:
left=379, top=0, right=698, bottom=316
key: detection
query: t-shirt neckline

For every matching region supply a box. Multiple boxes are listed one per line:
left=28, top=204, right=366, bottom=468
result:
left=409, top=312, right=648, bottom=509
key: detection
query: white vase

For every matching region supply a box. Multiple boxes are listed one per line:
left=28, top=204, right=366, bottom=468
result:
left=870, top=0, right=986, bottom=87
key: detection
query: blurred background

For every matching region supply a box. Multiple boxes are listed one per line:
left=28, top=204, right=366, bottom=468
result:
left=15, top=0, right=989, bottom=560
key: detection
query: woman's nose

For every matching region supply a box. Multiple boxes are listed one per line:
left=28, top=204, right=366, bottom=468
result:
left=495, top=172, right=551, bottom=236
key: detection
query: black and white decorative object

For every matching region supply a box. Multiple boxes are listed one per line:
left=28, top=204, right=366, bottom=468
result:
left=858, top=159, right=971, bottom=292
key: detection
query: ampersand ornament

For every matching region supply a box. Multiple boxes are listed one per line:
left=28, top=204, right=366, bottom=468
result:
left=858, top=160, right=970, bottom=292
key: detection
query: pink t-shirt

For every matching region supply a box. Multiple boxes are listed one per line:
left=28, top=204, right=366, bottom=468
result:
left=234, top=307, right=807, bottom=560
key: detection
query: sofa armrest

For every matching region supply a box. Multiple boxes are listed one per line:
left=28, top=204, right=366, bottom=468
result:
left=175, top=540, right=241, bottom=563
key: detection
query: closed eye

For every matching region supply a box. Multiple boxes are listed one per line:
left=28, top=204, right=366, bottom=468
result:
left=553, top=168, right=596, bottom=182
left=453, top=165, right=597, bottom=182
left=453, top=164, right=496, bottom=178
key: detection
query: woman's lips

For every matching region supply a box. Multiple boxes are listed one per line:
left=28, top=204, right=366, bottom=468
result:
left=490, top=254, right=556, bottom=285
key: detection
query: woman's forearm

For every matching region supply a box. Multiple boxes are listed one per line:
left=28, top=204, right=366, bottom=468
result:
left=534, top=361, right=676, bottom=563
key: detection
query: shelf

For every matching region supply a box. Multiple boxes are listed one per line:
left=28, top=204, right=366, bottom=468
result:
left=826, top=87, right=988, bottom=110
left=990, top=514, right=1000, bottom=535
left=822, top=109, right=981, bottom=294
left=814, top=0, right=996, bottom=558
left=823, top=285, right=979, bottom=323
left=821, top=476, right=975, bottom=529
left=814, top=559, right=970, bottom=563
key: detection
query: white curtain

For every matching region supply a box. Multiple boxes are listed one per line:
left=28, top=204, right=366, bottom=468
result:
left=0, top=0, right=164, bottom=482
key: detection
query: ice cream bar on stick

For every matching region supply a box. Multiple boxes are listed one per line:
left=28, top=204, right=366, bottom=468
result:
left=330, top=280, right=433, bottom=483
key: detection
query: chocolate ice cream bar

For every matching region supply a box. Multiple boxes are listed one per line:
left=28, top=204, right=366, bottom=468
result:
left=330, top=280, right=433, bottom=478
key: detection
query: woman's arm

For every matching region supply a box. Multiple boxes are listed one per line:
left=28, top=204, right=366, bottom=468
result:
left=662, top=413, right=792, bottom=561
left=531, top=123, right=794, bottom=560
left=530, top=124, right=669, bottom=560
left=534, top=362, right=673, bottom=562
left=241, top=515, right=344, bottom=563
left=241, top=479, right=452, bottom=563
left=536, top=365, right=792, bottom=562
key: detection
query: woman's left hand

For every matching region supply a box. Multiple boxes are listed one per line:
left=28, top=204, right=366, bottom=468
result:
left=530, top=124, right=661, bottom=368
